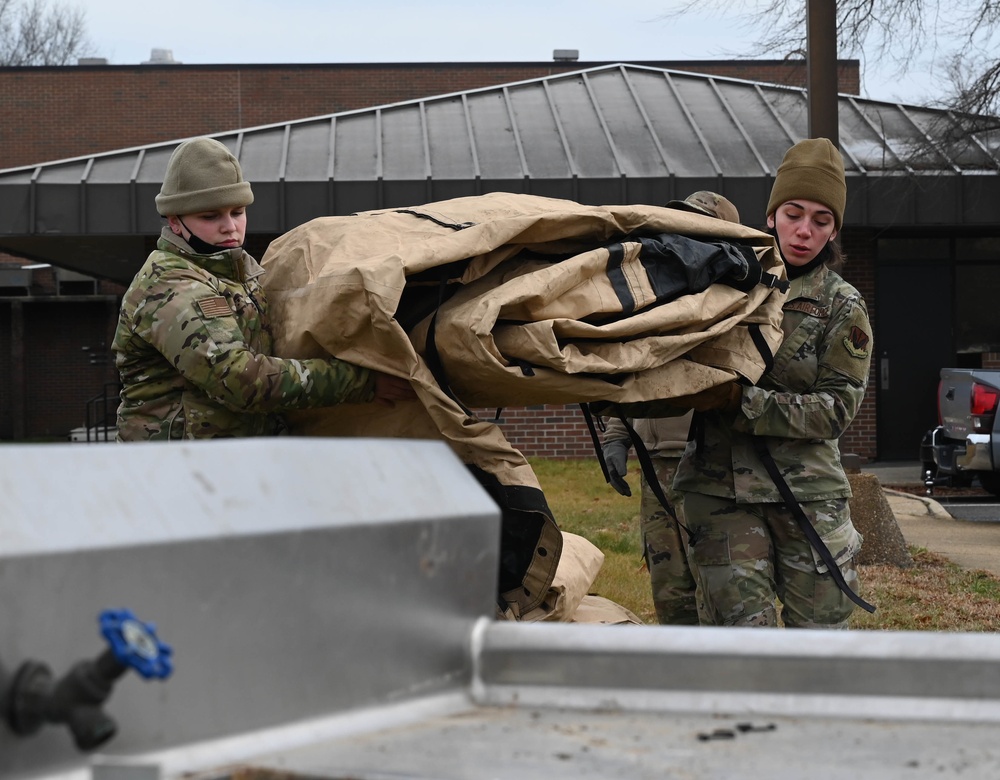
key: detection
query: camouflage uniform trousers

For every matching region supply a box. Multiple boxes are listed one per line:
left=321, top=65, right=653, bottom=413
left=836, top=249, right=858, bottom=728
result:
left=640, top=456, right=703, bottom=625
left=683, top=492, right=861, bottom=628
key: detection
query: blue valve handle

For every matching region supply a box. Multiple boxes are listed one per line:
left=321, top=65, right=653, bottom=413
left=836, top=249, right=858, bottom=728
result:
left=98, top=609, right=173, bottom=680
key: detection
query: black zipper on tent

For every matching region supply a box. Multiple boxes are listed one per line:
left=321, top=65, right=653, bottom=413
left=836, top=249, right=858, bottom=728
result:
left=393, top=209, right=476, bottom=231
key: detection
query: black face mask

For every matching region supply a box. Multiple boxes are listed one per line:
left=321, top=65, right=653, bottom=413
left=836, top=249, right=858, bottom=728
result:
left=177, top=217, right=241, bottom=255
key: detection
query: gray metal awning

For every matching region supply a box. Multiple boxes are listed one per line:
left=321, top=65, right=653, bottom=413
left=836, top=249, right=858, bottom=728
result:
left=1, top=62, right=998, bottom=284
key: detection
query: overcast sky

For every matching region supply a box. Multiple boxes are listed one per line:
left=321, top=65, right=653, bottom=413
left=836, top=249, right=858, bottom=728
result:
left=80, top=0, right=938, bottom=105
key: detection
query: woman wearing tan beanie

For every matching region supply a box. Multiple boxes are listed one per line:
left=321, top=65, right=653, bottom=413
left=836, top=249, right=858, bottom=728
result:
left=113, top=137, right=414, bottom=440
left=673, top=137, right=874, bottom=628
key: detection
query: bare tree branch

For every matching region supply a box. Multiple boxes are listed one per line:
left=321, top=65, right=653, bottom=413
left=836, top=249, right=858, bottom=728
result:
left=663, top=0, right=1000, bottom=115
left=0, top=0, right=91, bottom=66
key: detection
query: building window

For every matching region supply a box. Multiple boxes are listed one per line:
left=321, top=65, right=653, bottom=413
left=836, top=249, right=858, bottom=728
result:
left=876, top=237, right=949, bottom=263
left=955, top=237, right=1000, bottom=263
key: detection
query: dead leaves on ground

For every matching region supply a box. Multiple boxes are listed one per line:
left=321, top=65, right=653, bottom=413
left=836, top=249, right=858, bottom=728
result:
left=852, top=548, right=1000, bottom=631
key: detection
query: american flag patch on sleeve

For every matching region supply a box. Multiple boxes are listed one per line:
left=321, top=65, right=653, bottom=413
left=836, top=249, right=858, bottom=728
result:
left=197, top=296, right=232, bottom=319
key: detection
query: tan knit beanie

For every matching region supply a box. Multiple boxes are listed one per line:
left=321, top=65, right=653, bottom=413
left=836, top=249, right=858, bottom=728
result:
left=155, top=138, right=254, bottom=217
left=766, top=138, right=846, bottom=230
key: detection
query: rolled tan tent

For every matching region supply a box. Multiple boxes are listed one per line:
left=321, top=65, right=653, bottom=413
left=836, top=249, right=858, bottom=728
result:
left=261, top=192, right=787, bottom=620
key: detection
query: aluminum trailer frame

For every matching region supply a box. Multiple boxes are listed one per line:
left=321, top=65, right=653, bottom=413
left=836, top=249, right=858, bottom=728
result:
left=2, top=440, right=999, bottom=780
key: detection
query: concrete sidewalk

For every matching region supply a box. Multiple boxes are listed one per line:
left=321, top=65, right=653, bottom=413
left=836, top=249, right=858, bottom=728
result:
left=861, top=460, right=926, bottom=487
left=862, top=461, right=1000, bottom=577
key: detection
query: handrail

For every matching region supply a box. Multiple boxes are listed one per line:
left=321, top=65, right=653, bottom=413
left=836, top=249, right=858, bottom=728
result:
left=84, top=383, right=120, bottom=443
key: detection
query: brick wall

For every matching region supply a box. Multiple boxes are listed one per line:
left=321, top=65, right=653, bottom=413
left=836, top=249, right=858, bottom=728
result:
left=0, top=255, right=123, bottom=439
left=476, top=404, right=600, bottom=461
left=0, top=60, right=861, bottom=170
left=0, top=297, right=119, bottom=439
left=838, top=229, right=878, bottom=462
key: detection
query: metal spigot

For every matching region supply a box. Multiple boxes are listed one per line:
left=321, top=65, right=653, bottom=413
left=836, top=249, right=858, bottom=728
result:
left=3, top=609, right=172, bottom=751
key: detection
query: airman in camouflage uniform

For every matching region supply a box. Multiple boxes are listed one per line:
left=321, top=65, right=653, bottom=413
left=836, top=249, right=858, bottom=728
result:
left=603, top=412, right=701, bottom=624
left=601, top=192, right=739, bottom=625
left=114, top=137, right=410, bottom=441
left=673, top=139, right=873, bottom=628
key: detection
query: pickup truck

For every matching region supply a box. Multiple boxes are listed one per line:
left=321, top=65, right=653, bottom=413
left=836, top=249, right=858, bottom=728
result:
left=921, top=368, right=1000, bottom=495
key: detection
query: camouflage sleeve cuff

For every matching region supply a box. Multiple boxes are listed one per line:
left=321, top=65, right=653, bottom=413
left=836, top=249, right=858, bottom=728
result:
left=361, top=366, right=378, bottom=402
left=344, top=361, right=377, bottom=404
left=602, top=415, right=631, bottom=443
left=730, top=385, right=763, bottom=432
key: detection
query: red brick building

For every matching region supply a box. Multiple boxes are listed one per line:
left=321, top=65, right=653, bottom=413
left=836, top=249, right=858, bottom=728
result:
left=2, top=58, right=996, bottom=463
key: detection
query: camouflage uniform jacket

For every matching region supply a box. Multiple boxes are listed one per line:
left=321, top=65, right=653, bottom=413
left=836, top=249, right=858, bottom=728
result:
left=673, top=263, right=872, bottom=502
left=114, top=228, right=376, bottom=440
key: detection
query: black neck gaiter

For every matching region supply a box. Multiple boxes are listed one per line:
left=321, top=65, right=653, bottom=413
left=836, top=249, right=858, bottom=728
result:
left=785, top=248, right=829, bottom=279
left=178, top=217, right=241, bottom=255
left=766, top=226, right=830, bottom=279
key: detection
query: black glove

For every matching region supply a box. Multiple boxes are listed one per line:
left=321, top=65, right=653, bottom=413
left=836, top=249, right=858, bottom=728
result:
left=602, top=439, right=632, bottom=497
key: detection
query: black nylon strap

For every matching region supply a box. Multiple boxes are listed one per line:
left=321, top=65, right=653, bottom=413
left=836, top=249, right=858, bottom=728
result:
left=616, top=414, right=690, bottom=534
left=717, top=245, right=789, bottom=294
left=604, top=243, right=635, bottom=314
left=580, top=404, right=694, bottom=541
left=751, top=436, right=876, bottom=614
left=424, top=277, right=474, bottom=417
left=580, top=403, right=613, bottom=485
left=762, top=272, right=790, bottom=292
left=747, top=323, right=776, bottom=376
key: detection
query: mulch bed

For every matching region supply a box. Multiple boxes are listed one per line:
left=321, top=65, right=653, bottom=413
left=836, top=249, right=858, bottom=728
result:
left=882, top=483, right=991, bottom=499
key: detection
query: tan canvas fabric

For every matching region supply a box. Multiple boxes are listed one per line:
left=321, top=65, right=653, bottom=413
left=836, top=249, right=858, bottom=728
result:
left=571, top=595, right=645, bottom=625
left=261, top=192, right=786, bottom=619
left=531, top=531, right=606, bottom=623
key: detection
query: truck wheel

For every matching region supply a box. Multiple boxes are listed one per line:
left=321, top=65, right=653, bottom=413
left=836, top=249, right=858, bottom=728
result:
left=976, top=472, right=1000, bottom=497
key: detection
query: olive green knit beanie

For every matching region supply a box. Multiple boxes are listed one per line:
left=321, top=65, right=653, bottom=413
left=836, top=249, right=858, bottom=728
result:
left=766, top=137, right=846, bottom=230
left=155, top=138, right=254, bottom=217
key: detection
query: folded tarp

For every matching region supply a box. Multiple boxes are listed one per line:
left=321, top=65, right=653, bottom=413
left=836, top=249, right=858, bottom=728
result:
left=260, top=192, right=786, bottom=619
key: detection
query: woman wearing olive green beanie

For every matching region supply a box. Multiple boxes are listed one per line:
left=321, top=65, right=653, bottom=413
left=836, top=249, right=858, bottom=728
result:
left=113, top=137, right=414, bottom=441
left=674, top=137, right=874, bottom=629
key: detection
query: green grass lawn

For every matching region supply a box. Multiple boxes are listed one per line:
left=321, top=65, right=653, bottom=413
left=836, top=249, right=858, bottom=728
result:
left=530, top=457, right=656, bottom=623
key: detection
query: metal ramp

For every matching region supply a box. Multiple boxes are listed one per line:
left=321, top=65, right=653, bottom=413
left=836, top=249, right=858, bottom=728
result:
left=2, top=439, right=999, bottom=780
left=54, top=268, right=98, bottom=296
left=0, top=265, right=32, bottom=295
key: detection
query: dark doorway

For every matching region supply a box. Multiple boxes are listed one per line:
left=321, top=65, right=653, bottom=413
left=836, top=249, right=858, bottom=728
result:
left=875, top=239, right=953, bottom=461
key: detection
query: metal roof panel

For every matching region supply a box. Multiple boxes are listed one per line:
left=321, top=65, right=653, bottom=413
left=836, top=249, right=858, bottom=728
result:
left=583, top=68, right=671, bottom=178
left=425, top=97, right=477, bottom=179
left=505, top=82, right=572, bottom=179
left=333, top=113, right=380, bottom=180
left=285, top=121, right=336, bottom=181
left=466, top=91, right=527, bottom=180
left=0, top=63, right=997, bottom=282
left=381, top=105, right=430, bottom=180
left=625, top=70, right=717, bottom=176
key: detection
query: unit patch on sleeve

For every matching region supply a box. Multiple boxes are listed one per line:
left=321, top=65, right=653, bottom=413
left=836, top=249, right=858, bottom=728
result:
left=197, top=296, right=232, bottom=319
left=843, top=325, right=870, bottom=359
